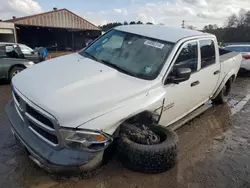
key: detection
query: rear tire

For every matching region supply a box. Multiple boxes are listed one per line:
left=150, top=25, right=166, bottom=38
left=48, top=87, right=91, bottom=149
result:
left=8, top=66, right=24, bottom=82
left=213, top=78, right=232, bottom=104
left=117, top=124, right=179, bottom=173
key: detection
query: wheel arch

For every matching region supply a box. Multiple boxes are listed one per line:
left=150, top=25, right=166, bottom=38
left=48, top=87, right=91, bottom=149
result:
left=231, top=74, right=236, bottom=83
left=7, top=64, right=26, bottom=79
left=212, top=73, right=235, bottom=100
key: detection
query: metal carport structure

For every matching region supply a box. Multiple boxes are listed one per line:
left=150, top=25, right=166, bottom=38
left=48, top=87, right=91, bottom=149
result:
left=5, top=8, right=101, bottom=51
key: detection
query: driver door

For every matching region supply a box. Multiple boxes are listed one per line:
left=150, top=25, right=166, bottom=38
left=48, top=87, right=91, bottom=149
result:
left=159, top=40, right=202, bottom=126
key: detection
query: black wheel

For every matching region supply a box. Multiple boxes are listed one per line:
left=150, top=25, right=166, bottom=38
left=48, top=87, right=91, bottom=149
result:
left=117, top=124, right=178, bottom=173
left=8, top=66, right=24, bottom=82
left=213, top=78, right=232, bottom=104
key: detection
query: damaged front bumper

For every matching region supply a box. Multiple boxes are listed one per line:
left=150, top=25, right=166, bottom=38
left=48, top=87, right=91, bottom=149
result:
left=5, top=100, right=103, bottom=173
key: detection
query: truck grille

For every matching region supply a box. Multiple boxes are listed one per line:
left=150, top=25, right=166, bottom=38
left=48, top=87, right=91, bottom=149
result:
left=28, top=120, right=59, bottom=144
left=12, top=89, right=60, bottom=147
left=26, top=104, right=54, bottom=129
left=13, top=92, right=20, bottom=103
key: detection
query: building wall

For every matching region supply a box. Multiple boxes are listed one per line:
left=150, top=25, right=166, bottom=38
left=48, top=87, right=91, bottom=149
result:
left=0, top=22, right=16, bottom=42
left=0, top=22, right=15, bottom=29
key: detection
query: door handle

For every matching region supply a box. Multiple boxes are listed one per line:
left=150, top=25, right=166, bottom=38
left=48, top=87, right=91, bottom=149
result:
left=214, top=70, right=220, bottom=75
left=191, top=81, right=200, bottom=87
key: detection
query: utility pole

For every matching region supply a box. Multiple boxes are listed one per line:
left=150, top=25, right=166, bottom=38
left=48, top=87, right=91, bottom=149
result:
left=181, top=20, right=186, bottom=28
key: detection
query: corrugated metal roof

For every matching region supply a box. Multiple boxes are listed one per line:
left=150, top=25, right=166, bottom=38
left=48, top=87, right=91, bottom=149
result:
left=5, top=9, right=100, bottom=30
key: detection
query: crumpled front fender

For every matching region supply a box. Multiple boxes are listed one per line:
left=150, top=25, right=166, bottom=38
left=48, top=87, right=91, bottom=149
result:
left=78, top=87, right=166, bottom=135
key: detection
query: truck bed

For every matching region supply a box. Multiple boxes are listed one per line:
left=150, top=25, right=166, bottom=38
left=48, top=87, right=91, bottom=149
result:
left=219, top=51, right=242, bottom=85
left=220, top=51, right=241, bottom=63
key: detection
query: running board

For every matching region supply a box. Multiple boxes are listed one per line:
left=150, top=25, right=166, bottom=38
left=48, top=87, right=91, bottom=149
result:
left=168, top=103, right=213, bottom=131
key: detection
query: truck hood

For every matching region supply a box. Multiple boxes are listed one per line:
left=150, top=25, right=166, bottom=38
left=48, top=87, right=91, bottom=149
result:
left=12, top=53, right=154, bottom=128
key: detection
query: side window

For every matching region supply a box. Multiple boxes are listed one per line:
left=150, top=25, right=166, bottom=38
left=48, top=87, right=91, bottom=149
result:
left=200, top=40, right=216, bottom=68
left=174, top=41, right=198, bottom=73
left=19, top=44, right=33, bottom=55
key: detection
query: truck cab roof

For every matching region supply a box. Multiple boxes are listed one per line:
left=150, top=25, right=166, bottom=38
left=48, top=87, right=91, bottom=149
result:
left=115, top=24, right=213, bottom=43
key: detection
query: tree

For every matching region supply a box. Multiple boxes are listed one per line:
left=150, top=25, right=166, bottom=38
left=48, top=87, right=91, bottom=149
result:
left=226, top=14, right=238, bottom=28
left=201, top=9, right=250, bottom=42
left=243, top=11, right=250, bottom=27
left=100, top=22, right=123, bottom=31
left=146, top=22, right=153, bottom=25
left=100, top=21, right=145, bottom=31
left=203, top=24, right=218, bottom=31
left=237, top=9, right=247, bottom=27
left=186, top=25, right=197, bottom=30
left=212, top=24, right=218, bottom=29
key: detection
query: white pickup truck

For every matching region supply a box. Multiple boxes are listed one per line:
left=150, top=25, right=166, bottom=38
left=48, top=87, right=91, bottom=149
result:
left=6, top=25, right=242, bottom=174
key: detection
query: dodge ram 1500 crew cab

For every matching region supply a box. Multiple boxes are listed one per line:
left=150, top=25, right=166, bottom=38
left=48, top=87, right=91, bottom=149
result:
left=5, top=25, right=242, bottom=173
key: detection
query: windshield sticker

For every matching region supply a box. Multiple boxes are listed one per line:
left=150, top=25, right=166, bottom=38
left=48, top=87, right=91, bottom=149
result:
left=144, top=40, right=164, bottom=49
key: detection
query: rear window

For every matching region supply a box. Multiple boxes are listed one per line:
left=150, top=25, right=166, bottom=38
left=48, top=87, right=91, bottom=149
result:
left=225, top=46, right=250, bottom=52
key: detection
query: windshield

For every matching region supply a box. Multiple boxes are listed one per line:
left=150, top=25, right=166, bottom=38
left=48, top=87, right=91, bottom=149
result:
left=79, top=29, right=174, bottom=80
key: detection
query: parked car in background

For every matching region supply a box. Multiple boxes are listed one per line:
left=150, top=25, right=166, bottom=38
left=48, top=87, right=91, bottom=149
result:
left=224, top=45, right=250, bottom=71
left=6, top=25, right=241, bottom=174
left=0, top=43, right=48, bottom=63
left=0, top=44, right=34, bottom=81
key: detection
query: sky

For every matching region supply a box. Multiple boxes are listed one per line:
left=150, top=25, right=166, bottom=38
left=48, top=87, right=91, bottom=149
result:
left=0, top=0, right=250, bottom=29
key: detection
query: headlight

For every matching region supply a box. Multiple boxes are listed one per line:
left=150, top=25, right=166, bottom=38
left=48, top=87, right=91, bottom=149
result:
left=60, top=129, right=112, bottom=152
left=24, top=61, right=34, bottom=67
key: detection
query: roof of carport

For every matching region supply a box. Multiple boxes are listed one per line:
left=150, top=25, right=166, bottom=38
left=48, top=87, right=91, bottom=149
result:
left=5, top=9, right=100, bottom=31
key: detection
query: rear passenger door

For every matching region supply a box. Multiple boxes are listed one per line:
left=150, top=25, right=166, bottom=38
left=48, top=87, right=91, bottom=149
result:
left=197, top=39, right=220, bottom=101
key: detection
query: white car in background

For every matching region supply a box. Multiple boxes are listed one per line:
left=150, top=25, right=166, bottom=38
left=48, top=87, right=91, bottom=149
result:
left=224, top=45, right=250, bottom=71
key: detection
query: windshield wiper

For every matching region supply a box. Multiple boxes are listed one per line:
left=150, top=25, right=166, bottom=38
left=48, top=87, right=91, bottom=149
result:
left=82, top=52, right=146, bottom=79
left=100, top=59, right=137, bottom=77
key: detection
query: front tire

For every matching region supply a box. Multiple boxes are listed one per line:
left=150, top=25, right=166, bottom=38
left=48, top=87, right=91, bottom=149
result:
left=8, top=66, right=24, bottom=82
left=213, top=78, right=232, bottom=104
left=117, top=124, right=179, bottom=173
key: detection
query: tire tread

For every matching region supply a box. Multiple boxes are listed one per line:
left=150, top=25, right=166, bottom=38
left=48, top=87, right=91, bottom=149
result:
left=117, top=125, right=179, bottom=173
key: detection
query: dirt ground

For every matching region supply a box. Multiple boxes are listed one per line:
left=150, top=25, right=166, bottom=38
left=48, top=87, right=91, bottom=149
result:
left=1, top=76, right=250, bottom=188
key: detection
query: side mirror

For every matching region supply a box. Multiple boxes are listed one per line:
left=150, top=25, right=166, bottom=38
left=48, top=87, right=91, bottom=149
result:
left=167, top=68, right=191, bottom=84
